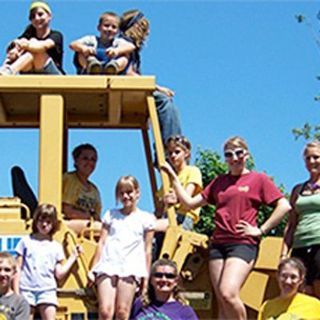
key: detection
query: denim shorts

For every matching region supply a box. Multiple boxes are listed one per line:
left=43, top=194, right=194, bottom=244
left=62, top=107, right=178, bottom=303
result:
left=20, top=288, right=58, bottom=307
left=209, top=243, right=259, bottom=264
left=291, top=245, right=320, bottom=285
left=23, top=58, right=62, bottom=75
left=176, top=213, right=194, bottom=231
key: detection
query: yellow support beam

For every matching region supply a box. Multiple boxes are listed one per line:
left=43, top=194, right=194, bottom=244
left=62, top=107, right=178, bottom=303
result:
left=147, top=95, right=177, bottom=226
left=39, top=95, right=64, bottom=214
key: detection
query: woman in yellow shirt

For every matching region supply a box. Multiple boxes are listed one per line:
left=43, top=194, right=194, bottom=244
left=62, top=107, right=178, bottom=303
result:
left=258, top=257, right=320, bottom=320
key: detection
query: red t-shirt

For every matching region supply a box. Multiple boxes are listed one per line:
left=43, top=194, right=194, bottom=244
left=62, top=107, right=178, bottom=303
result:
left=201, top=171, right=283, bottom=245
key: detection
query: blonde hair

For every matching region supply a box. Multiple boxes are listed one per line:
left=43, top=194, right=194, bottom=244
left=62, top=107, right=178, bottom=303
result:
left=98, top=11, right=120, bottom=27
left=142, top=259, right=188, bottom=306
left=32, top=203, right=59, bottom=236
left=115, top=175, right=140, bottom=203
left=0, top=252, right=16, bottom=272
left=120, top=10, right=149, bottom=49
left=303, top=140, right=320, bottom=156
left=165, top=135, right=192, bottom=163
left=223, top=136, right=249, bottom=151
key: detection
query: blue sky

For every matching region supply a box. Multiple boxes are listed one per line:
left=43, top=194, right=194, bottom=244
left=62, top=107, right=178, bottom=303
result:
left=0, top=0, right=319, bottom=213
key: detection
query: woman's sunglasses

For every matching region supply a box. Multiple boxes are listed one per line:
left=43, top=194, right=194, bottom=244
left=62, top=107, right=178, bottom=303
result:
left=305, top=155, right=320, bottom=161
left=224, top=148, right=246, bottom=159
left=153, top=272, right=176, bottom=279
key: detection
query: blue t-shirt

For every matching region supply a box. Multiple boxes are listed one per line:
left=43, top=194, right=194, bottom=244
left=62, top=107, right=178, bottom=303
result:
left=130, top=298, right=198, bottom=320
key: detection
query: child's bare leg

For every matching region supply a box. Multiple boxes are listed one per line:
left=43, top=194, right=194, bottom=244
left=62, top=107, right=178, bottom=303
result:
left=29, top=306, right=36, bottom=320
left=76, top=53, right=88, bottom=69
left=9, top=51, right=34, bottom=73
left=115, top=276, right=137, bottom=320
left=38, top=304, right=56, bottom=320
left=97, top=275, right=117, bottom=320
left=113, top=56, right=129, bottom=73
left=32, top=52, right=52, bottom=71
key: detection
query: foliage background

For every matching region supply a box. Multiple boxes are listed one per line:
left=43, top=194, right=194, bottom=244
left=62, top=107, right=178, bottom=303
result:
left=193, top=149, right=288, bottom=237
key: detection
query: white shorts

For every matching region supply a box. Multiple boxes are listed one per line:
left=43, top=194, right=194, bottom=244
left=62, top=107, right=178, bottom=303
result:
left=20, top=289, right=58, bottom=307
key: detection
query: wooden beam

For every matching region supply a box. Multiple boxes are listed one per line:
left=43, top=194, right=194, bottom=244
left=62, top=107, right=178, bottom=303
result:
left=108, top=91, right=122, bottom=125
left=0, top=75, right=155, bottom=92
left=0, top=95, right=7, bottom=123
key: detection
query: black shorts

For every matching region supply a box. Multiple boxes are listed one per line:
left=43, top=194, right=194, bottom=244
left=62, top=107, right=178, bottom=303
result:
left=209, top=243, right=259, bottom=264
left=291, top=245, right=320, bottom=285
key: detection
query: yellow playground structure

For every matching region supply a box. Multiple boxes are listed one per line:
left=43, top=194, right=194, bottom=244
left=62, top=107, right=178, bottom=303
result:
left=0, top=75, right=281, bottom=319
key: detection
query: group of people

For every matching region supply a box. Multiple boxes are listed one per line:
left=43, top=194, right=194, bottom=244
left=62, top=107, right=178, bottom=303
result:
left=1, top=1, right=320, bottom=320
left=0, top=1, right=182, bottom=147
left=4, top=136, right=320, bottom=320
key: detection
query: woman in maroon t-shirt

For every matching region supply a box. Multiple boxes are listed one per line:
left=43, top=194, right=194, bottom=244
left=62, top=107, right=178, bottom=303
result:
left=162, top=136, right=291, bottom=320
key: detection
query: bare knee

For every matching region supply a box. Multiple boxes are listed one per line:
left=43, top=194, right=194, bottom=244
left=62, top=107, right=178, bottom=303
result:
left=220, top=286, right=239, bottom=306
left=99, top=305, right=113, bottom=320
left=115, top=304, right=131, bottom=320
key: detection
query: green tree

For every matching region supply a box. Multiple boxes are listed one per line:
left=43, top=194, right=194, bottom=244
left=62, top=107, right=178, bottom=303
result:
left=193, top=148, right=288, bottom=237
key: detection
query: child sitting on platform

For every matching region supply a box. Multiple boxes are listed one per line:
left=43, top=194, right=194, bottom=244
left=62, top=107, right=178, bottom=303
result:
left=0, top=1, right=64, bottom=75
left=70, top=11, right=135, bottom=75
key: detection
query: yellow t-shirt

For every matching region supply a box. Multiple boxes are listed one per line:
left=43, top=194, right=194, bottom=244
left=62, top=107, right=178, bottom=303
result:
left=62, top=171, right=101, bottom=216
left=258, top=293, right=320, bottom=320
left=175, top=165, right=202, bottom=222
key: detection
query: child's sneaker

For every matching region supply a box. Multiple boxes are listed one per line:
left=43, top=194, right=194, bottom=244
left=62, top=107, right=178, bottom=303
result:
left=86, top=57, right=102, bottom=75
left=0, top=65, right=13, bottom=75
left=103, top=60, right=119, bottom=75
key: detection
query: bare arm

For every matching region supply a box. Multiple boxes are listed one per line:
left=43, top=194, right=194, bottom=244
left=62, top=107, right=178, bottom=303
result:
left=160, top=183, right=196, bottom=213
left=62, top=203, right=100, bottom=220
left=87, top=224, right=108, bottom=284
left=13, top=255, right=23, bottom=294
left=144, top=230, right=154, bottom=272
left=140, top=229, right=154, bottom=293
left=281, top=184, right=301, bottom=257
left=16, top=38, right=55, bottom=54
left=155, top=84, right=175, bottom=97
left=161, top=162, right=207, bottom=210
left=55, top=245, right=82, bottom=281
left=260, top=197, right=291, bottom=234
left=69, top=40, right=95, bottom=57
left=106, top=39, right=135, bottom=58
left=124, top=70, right=176, bottom=99
left=236, top=197, right=291, bottom=237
